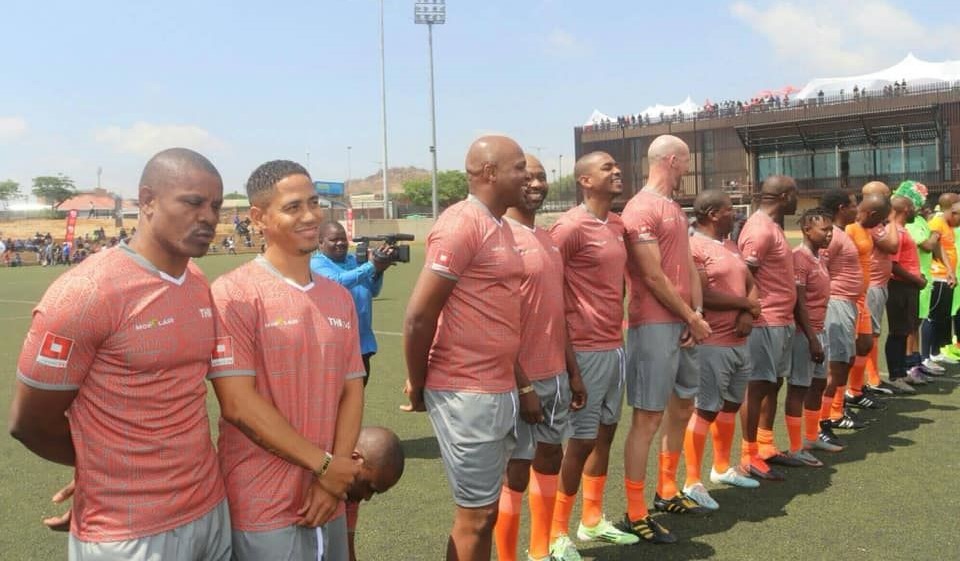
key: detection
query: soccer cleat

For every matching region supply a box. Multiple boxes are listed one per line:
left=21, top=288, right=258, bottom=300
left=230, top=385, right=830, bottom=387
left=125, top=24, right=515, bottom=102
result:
left=785, top=449, right=824, bottom=467
left=844, top=392, right=885, bottom=409
left=576, top=515, right=640, bottom=545
left=548, top=535, right=583, bottom=561
left=830, top=414, right=866, bottom=430
left=764, top=451, right=807, bottom=467
left=653, top=492, right=713, bottom=515
left=616, top=514, right=677, bottom=544
left=863, top=382, right=895, bottom=396
left=931, top=352, right=958, bottom=365
left=941, top=344, right=960, bottom=360
left=710, top=466, right=760, bottom=488
left=888, top=377, right=917, bottom=394
left=818, top=421, right=846, bottom=448
left=907, top=367, right=930, bottom=385
left=742, top=456, right=786, bottom=481
left=805, top=436, right=843, bottom=453
left=682, top=483, right=719, bottom=511
left=921, top=358, right=946, bottom=374
left=527, top=555, right=550, bottom=561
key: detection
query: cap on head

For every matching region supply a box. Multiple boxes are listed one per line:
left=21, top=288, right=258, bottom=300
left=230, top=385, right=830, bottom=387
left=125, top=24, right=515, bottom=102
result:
left=894, top=180, right=926, bottom=210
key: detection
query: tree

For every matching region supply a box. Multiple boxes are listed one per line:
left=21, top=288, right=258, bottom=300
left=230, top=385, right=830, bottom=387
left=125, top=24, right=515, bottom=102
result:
left=224, top=191, right=247, bottom=200
left=0, top=179, right=21, bottom=203
left=32, top=175, right=77, bottom=209
left=402, top=170, right=468, bottom=207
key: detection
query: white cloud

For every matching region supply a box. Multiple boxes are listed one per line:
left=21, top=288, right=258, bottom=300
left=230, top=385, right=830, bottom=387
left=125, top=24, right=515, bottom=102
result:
left=94, top=121, right=224, bottom=157
left=730, top=1, right=960, bottom=76
left=0, top=116, right=28, bottom=141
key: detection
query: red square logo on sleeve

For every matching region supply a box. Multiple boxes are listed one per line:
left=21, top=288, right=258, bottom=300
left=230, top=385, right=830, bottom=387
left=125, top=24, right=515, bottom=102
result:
left=431, top=249, right=454, bottom=273
left=36, top=332, right=75, bottom=368
left=211, top=337, right=234, bottom=367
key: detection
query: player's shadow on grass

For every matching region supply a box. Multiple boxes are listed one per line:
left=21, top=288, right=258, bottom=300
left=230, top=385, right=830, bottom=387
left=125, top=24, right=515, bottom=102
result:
left=400, top=436, right=441, bottom=460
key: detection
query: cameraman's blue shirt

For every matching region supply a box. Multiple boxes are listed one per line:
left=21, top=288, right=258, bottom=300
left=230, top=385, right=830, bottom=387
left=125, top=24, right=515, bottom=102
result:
left=310, top=252, right=382, bottom=355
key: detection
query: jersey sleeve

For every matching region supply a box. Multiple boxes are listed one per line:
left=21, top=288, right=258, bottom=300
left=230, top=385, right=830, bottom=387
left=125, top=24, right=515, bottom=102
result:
left=16, top=274, right=112, bottom=390
left=549, top=217, right=581, bottom=264
left=622, top=204, right=661, bottom=245
left=793, top=252, right=809, bottom=286
left=691, top=242, right=708, bottom=273
left=737, top=222, right=769, bottom=267
left=424, top=211, right=480, bottom=281
left=208, top=276, right=258, bottom=379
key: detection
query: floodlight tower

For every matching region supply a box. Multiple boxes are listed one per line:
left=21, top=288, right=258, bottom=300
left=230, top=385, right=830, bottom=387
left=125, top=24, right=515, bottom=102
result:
left=414, top=0, right=445, bottom=219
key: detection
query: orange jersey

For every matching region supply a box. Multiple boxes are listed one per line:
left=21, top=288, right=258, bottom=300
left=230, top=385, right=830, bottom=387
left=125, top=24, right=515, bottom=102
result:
left=928, top=214, right=956, bottom=280
left=507, top=218, right=567, bottom=381
left=622, top=190, right=692, bottom=326
left=16, top=244, right=225, bottom=542
left=210, top=257, right=365, bottom=532
left=549, top=205, right=627, bottom=351
left=845, top=222, right=874, bottom=296
left=423, top=197, right=524, bottom=393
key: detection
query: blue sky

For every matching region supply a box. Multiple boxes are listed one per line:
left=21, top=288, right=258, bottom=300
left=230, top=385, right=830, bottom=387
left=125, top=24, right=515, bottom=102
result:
left=1, top=0, right=957, bottom=197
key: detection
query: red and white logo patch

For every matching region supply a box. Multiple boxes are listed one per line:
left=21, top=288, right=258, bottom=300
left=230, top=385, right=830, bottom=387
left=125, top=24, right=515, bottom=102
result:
left=636, top=226, right=656, bottom=242
left=211, top=336, right=235, bottom=367
left=432, top=249, right=454, bottom=272
left=36, top=332, right=74, bottom=368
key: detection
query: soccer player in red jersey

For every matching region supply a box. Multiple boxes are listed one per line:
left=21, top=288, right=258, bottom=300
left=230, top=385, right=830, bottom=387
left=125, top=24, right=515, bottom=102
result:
left=11, top=148, right=231, bottom=560
left=403, top=135, right=531, bottom=561
left=209, top=160, right=365, bottom=561
left=493, top=153, right=587, bottom=561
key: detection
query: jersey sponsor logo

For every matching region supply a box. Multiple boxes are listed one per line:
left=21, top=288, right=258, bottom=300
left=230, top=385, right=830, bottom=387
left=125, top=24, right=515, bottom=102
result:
left=211, top=336, right=234, bottom=367
left=264, top=317, right=301, bottom=328
left=636, top=226, right=657, bottom=242
left=37, top=332, right=74, bottom=368
left=326, top=316, right=353, bottom=330
left=198, top=307, right=213, bottom=319
left=431, top=249, right=453, bottom=273
left=134, top=317, right=175, bottom=331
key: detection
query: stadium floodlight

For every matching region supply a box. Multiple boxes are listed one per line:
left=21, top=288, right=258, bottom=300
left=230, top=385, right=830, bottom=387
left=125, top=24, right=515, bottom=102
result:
left=414, top=0, right=445, bottom=219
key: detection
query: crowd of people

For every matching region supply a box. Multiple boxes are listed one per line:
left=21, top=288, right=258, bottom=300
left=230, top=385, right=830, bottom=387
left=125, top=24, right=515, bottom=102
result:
left=8, top=138, right=952, bottom=561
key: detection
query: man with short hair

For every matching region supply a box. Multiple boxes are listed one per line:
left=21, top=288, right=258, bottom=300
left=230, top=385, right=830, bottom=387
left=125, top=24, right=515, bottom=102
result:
left=682, top=190, right=761, bottom=505
left=547, top=151, right=638, bottom=559
left=736, top=175, right=800, bottom=480
left=10, top=148, right=231, bottom=560
left=494, top=153, right=588, bottom=561
left=403, top=135, right=531, bottom=561
left=886, top=191, right=927, bottom=393
left=210, top=159, right=365, bottom=561
left=312, top=221, right=394, bottom=384
left=619, top=135, right=712, bottom=544
left=921, top=193, right=960, bottom=372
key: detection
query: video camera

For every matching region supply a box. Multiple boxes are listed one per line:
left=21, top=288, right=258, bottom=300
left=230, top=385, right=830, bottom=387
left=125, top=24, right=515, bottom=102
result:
left=354, top=234, right=415, bottom=264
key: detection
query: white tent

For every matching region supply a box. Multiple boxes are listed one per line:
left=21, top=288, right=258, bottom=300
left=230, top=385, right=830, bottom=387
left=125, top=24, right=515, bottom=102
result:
left=637, top=96, right=702, bottom=121
left=584, top=109, right=613, bottom=126
left=795, top=53, right=960, bottom=100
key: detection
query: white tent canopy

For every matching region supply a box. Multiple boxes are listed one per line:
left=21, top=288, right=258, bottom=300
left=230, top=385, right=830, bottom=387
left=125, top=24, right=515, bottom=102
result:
left=795, top=53, right=960, bottom=100
left=584, top=109, right=613, bottom=126
left=637, top=95, right=702, bottom=120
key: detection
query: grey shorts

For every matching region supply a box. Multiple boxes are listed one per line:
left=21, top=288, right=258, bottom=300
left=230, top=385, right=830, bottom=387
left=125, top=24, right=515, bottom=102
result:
left=315, top=514, right=348, bottom=561
left=425, top=389, right=517, bottom=508
left=568, top=348, right=625, bottom=439
left=789, top=330, right=829, bottom=387
left=695, top=345, right=751, bottom=412
left=826, top=298, right=857, bottom=364
left=513, top=373, right=571, bottom=460
left=747, top=325, right=794, bottom=382
left=69, top=500, right=231, bottom=561
left=867, top=285, right=888, bottom=335
left=233, top=521, right=328, bottom=561
left=626, top=324, right=699, bottom=412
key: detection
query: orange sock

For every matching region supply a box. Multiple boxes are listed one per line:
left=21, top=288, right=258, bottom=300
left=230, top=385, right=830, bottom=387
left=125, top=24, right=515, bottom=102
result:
left=625, top=478, right=647, bottom=521
left=494, top=486, right=522, bottom=561
left=710, top=411, right=736, bottom=473
left=528, top=469, right=557, bottom=559
left=684, top=414, right=710, bottom=488
left=785, top=414, right=803, bottom=453
left=848, top=357, right=866, bottom=396
left=549, top=490, right=576, bottom=541
left=580, top=474, right=606, bottom=527
left=803, top=407, right=820, bottom=443
left=865, top=342, right=881, bottom=387
left=757, top=427, right=778, bottom=459
left=819, top=394, right=833, bottom=422
left=830, top=386, right=846, bottom=420
left=656, top=450, right=681, bottom=499
left=741, top=438, right=758, bottom=466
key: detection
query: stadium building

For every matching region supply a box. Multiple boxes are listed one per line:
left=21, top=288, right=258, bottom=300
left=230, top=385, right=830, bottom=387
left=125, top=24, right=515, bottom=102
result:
left=575, top=54, right=960, bottom=209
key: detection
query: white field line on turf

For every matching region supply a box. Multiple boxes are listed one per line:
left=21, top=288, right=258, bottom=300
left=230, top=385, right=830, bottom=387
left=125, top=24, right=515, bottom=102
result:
left=0, top=315, right=32, bottom=321
left=373, top=330, right=402, bottom=337
left=0, top=299, right=38, bottom=305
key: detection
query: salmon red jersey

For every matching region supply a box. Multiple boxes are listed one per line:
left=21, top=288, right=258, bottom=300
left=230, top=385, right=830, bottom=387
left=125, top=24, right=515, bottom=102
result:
left=210, top=256, right=365, bottom=532
left=793, top=245, right=831, bottom=332
left=737, top=211, right=796, bottom=326
left=549, top=205, right=627, bottom=351
left=16, top=244, right=225, bottom=542
left=423, top=197, right=524, bottom=393
left=824, top=225, right=864, bottom=301
left=691, top=233, right=750, bottom=346
left=508, top=218, right=567, bottom=380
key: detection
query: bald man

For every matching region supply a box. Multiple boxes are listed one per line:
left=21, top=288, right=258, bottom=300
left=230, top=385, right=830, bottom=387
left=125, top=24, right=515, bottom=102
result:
left=403, top=135, right=529, bottom=561
left=859, top=183, right=899, bottom=394
left=736, top=175, right=803, bottom=480
left=619, top=135, right=711, bottom=544
left=11, top=148, right=231, bottom=560
left=493, top=154, right=588, bottom=561
left=548, top=151, right=638, bottom=558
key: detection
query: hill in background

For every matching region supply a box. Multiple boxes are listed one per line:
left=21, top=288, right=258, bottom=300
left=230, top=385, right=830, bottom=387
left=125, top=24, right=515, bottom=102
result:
left=347, top=167, right=430, bottom=195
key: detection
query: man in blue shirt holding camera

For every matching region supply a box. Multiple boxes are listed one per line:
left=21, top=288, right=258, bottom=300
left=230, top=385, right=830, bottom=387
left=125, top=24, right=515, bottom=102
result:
left=312, top=220, right=394, bottom=385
